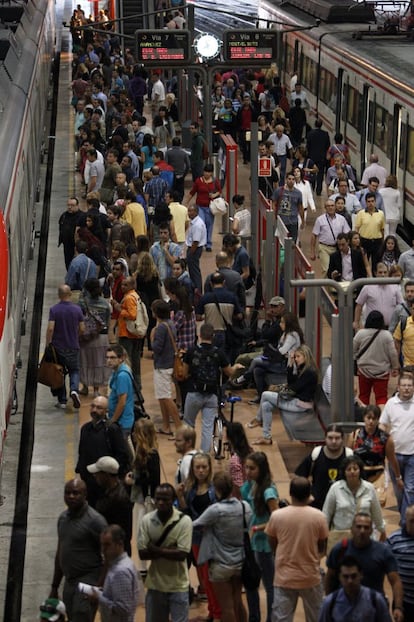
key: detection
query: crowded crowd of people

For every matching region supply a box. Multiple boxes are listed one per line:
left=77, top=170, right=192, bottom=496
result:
left=39, top=7, right=414, bottom=622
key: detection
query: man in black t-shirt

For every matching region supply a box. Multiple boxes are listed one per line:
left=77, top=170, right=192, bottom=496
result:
left=182, top=323, right=240, bottom=452
left=295, top=424, right=353, bottom=509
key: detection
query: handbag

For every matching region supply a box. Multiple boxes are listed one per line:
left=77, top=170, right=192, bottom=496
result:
left=37, top=345, right=65, bottom=390
left=268, top=383, right=287, bottom=392
left=164, top=322, right=188, bottom=382
left=209, top=197, right=228, bottom=215
left=278, top=387, right=296, bottom=401
left=240, top=502, right=261, bottom=590
left=79, top=301, right=104, bottom=343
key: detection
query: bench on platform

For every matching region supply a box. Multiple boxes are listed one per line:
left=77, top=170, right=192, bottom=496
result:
left=278, top=385, right=362, bottom=445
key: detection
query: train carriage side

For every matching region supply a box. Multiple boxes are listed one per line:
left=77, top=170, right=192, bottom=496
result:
left=283, top=28, right=414, bottom=238
left=259, top=1, right=414, bottom=241
left=0, top=0, right=55, bottom=480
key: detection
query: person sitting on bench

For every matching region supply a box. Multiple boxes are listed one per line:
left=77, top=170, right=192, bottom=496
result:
left=248, top=345, right=318, bottom=445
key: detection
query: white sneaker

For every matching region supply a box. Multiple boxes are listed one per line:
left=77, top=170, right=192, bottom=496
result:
left=54, top=402, right=67, bottom=410
left=71, top=391, right=81, bottom=409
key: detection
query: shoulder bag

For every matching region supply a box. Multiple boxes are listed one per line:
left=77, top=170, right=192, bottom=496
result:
left=212, top=296, right=250, bottom=348
left=240, top=501, right=261, bottom=590
left=353, top=329, right=381, bottom=375
left=164, top=322, right=187, bottom=382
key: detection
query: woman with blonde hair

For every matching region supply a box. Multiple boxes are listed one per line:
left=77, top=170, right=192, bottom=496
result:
left=176, top=452, right=221, bottom=621
left=271, top=106, right=290, bottom=133
left=251, top=344, right=319, bottom=445
left=125, top=418, right=160, bottom=577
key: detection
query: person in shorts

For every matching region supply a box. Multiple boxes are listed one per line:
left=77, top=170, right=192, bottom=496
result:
left=151, top=299, right=182, bottom=436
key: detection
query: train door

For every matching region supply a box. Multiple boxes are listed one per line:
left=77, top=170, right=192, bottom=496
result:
left=335, top=69, right=344, bottom=136
left=359, top=83, right=374, bottom=176
left=391, top=103, right=403, bottom=176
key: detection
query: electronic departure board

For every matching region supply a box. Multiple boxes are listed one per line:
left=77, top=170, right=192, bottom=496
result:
left=223, top=30, right=277, bottom=62
left=135, top=30, right=191, bottom=64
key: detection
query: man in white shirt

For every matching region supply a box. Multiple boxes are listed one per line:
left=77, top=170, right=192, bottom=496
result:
left=86, top=149, right=105, bottom=194
left=380, top=372, right=414, bottom=522
left=185, top=205, right=207, bottom=294
left=330, top=179, right=361, bottom=216
left=268, top=125, right=293, bottom=185
left=398, top=240, right=414, bottom=280
left=150, top=73, right=166, bottom=114
left=361, top=154, right=388, bottom=188
left=290, top=82, right=310, bottom=110
left=310, top=199, right=350, bottom=277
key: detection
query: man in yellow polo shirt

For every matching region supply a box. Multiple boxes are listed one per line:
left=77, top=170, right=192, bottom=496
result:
left=138, top=483, right=193, bottom=622
left=393, top=301, right=414, bottom=367
left=166, top=190, right=190, bottom=256
left=355, top=192, right=384, bottom=272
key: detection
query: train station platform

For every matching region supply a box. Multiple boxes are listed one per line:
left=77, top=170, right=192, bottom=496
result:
left=0, top=3, right=402, bottom=621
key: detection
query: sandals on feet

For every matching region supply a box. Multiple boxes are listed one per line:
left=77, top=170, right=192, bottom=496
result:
left=252, top=438, right=273, bottom=445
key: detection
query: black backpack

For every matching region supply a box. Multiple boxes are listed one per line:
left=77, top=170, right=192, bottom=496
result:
left=191, top=345, right=221, bottom=394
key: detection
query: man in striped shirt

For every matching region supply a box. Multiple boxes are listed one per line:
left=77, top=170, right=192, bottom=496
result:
left=387, top=505, right=414, bottom=620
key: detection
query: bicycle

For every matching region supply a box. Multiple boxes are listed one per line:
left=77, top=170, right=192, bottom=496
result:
left=212, top=393, right=242, bottom=460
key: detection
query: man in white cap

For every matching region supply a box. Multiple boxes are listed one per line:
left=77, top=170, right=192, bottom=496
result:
left=87, top=457, right=133, bottom=555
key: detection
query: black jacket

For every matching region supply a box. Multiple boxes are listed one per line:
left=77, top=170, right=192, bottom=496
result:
left=76, top=419, right=131, bottom=506
left=327, top=249, right=367, bottom=282
left=287, top=365, right=318, bottom=402
left=306, top=127, right=331, bottom=162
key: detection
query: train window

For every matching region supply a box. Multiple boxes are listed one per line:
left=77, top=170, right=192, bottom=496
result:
left=285, top=42, right=294, bottom=77
left=407, top=126, right=414, bottom=176
left=374, top=104, right=392, bottom=159
left=302, top=56, right=316, bottom=95
left=346, top=86, right=360, bottom=129
left=320, top=68, right=337, bottom=108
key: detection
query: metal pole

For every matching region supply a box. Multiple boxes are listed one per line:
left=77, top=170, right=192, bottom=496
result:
left=284, top=238, right=295, bottom=311
left=264, top=210, right=275, bottom=302
left=290, top=277, right=400, bottom=421
left=223, top=146, right=237, bottom=234
left=304, top=271, right=317, bottom=358
left=250, top=121, right=259, bottom=261
left=331, top=313, right=341, bottom=422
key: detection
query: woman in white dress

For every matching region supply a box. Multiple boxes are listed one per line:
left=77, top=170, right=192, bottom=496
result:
left=293, top=166, right=316, bottom=244
left=379, top=174, right=401, bottom=235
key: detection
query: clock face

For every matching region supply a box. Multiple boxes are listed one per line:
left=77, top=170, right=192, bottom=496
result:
left=194, top=33, right=220, bottom=60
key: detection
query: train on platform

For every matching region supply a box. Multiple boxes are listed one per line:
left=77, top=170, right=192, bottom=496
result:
left=0, top=0, right=56, bottom=481
left=257, top=0, right=414, bottom=241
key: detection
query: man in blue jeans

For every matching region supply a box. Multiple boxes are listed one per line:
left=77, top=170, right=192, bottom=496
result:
left=182, top=323, right=240, bottom=451
left=46, top=284, right=84, bottom=409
